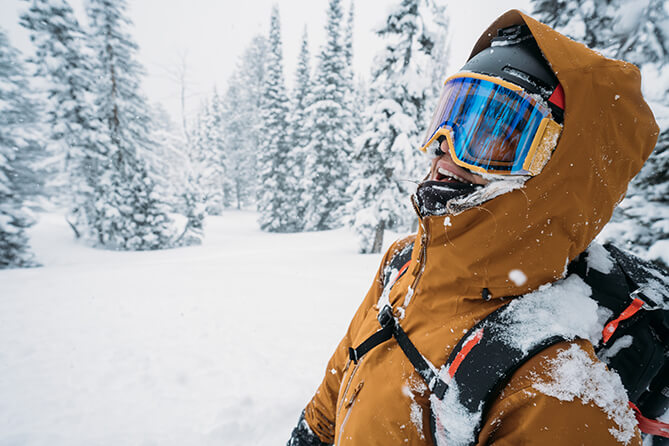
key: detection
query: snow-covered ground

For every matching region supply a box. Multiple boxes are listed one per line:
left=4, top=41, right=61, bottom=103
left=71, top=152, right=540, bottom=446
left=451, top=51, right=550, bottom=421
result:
left=0, top=211, right=398, bottom=445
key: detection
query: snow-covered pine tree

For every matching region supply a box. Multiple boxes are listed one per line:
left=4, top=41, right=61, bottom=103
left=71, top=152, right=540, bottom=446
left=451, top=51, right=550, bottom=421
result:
left=256, top=5, right=301, bottom=232
left=343, top=1, right=357, bottom=128
left=86, top=0, right=175, bottom=250
left=344, top=2, right=366, bottom=137
left=0, top=28, right=40, bottom=268
left=188, top=93, right=226, bottom=215
left=532, top=0, right=669, bottom=267
left=146, top=103, right=189, bottom=209
left=292, top=28, right=312, bottom=155
left=301, top=0, right=355, bottom=231
left=346, top=0, right=450, bottom=253
left=532, top=0, right=667, bottom=65
left=344, top=0, right=354, bottom=69
left=177, top=121, right=206, bottom=246
left=286, top=26, right=312, bottom=228
left=205, top=90, right=226, bottom=215
left=530, top=0, right=602, bottom=49
left=176, top=175, right=205, bottom=247
left=221, top=71, right=252, bottom=210
left=20, top=0, right=107, bottom=240
left=220, top=35, right=267, bottom=210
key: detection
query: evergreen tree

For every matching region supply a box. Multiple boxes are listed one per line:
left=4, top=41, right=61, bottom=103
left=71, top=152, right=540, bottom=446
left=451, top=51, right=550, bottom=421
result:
left=287, top=26, right=312, bottom=227
left=176, top=176, right=205, bottom=247
left=532, top=0, right=669, bottom=267
left=87, top=0, right=175, bottom=250
left=350, top=73, right=370, bottom=140
left=146, top=103, right=189, bottom=209
left=221, top=35, right=267, bottom=210
left=530, top=0, right=602, bottom=49
left=532, top=0, right=668, bottom=65
left=343, top=1, right=362, bottom=136
left=256, top=6, right=300, bottom=232
left=301, top=0, right=355, bottom=231
left=292, top=28, right=312, bottom=154
left=344, top=1, right=354, bottom=68
left=205, top=90, right=226, bottom=214
left=346, top=0, right=450, bottom=253
left=220, top=70, right=252, bottom=210
left=176, top=118, right=206, bottom=247
left=0, top=28, right=40, bottom=268
left=189, top=93, right=226, bottom=215
left=20, top=0, right=105, bottom=240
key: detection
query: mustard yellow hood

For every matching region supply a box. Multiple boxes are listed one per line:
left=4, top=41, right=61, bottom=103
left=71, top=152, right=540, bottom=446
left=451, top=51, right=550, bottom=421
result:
left=414, top=9, right=659, bottom=299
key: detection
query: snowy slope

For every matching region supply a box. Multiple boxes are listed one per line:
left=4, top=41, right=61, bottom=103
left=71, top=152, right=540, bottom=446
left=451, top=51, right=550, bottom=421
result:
left=0, top=211, right=394, bottom=445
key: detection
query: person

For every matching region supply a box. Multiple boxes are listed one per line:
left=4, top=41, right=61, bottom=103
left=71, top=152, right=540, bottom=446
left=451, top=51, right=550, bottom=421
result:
left=287, top=9, right=661, bottom=446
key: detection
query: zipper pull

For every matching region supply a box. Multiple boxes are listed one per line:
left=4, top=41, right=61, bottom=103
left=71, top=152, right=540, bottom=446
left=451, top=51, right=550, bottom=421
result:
left=345, top=381, right=364, bottom=408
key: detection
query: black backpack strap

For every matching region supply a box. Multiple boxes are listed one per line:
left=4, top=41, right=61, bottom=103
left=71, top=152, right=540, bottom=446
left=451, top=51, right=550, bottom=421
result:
left=350, top=238, right=447, bottom=396
left=350, top=299, right=569, bottom=445
left=430, top=304, right=567, bottom=445
left=597, top=244, right=669, bottom=440
left=349, top=305, right=449, bottom=398
left=567, top=244, right=669, bottom=440
left=604, top=243, right=669, bottom=304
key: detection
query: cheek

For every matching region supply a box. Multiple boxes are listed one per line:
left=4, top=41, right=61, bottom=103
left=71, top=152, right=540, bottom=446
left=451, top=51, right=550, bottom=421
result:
left=473, top=175, right=489, bottom=186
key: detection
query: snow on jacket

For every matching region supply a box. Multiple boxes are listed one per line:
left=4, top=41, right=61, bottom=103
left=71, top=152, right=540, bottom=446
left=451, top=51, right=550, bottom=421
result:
left=300, top=10, right=659, bottom=446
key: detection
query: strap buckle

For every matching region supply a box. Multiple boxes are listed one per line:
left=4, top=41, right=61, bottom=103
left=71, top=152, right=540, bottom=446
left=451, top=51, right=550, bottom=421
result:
left=630, top=287, right=650, bottom=305
left=377, top=305, right=395, bottom=328
left=432, top=379, right=448, bottom=399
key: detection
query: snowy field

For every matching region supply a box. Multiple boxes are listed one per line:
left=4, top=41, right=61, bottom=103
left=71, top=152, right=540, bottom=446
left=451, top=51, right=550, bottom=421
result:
left=0, top=211, right=397, bottom=445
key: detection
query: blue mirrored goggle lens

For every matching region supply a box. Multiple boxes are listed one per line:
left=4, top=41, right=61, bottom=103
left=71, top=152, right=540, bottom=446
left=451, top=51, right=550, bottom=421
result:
left=422, top=76, right=550, bottom=173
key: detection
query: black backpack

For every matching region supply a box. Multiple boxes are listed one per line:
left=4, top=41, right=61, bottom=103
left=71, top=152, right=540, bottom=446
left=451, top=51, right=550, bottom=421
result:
left=349, top=243, right=669, bottom=445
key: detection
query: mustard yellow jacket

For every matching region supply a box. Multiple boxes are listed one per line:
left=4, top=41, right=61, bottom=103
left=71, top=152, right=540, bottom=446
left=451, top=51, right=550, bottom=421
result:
left=303, top=10, right=659, bottom=446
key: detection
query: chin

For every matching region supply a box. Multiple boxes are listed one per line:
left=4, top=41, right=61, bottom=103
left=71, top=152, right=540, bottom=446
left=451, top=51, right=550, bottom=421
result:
left=415, top=176, right=528, bottom=216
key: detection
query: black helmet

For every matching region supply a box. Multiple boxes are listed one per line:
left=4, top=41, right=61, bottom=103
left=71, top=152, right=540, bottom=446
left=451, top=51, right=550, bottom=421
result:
left=462, top=25, right=564, bottom=123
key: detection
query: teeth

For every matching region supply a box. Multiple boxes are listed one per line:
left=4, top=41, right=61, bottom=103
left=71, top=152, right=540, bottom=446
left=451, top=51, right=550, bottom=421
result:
left=438, top=167, right=469, bottom=183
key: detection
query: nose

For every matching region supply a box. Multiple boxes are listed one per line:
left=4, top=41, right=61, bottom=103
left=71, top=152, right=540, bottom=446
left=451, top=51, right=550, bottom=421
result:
left=434, top=136, right=448, bottom=157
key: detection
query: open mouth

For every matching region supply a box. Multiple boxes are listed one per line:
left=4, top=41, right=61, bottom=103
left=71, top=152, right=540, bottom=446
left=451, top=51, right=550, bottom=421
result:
left=416, top=158, right=486, bottom=215
left=433, top=167, right=473, bottom=185
left=429, top=154, right=487, bottom=186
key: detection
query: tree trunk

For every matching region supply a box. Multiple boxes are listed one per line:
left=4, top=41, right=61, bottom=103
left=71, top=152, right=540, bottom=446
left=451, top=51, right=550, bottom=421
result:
left=65, top=216, right=81, bottom=239
left=411, top=217, right=419, bottom=233
left=236, top=181, right=241, bottom=210
left=371, top=220, right=385, bottom=254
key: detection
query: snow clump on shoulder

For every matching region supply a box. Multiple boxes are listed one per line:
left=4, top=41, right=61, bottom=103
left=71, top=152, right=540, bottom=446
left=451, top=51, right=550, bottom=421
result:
left=586, top=242, right=614, bottom=274
left=497, top=275, right=602, bottom=354
left=533, top=343, right=638, bottom=445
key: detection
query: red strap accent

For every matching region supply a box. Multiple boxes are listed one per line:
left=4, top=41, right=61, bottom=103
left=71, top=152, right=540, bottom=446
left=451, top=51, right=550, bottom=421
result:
left=548, top=84, right=565, bottom=110
left=629, top=403, right=669, bottom=438
left=397, top=261, right=411, bottom=280
left=388, top=261, right=411, bottom=290
left=448, top=328, right=484, bottom=379
left=602, top=298, right=645, bottom=343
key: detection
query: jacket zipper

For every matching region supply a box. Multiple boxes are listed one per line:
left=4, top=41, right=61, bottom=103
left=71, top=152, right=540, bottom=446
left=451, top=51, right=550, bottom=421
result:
left=337, top=203, right=429, bottom=443
left=337, top=359, right=360, bottom=416
left=336, top=381, right=364, bottom=446
left=408, top=217, right=430, bottom=304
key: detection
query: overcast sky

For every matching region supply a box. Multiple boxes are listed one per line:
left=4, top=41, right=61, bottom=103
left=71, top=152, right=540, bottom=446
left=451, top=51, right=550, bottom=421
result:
left=0, top=0, right=531, bottom=123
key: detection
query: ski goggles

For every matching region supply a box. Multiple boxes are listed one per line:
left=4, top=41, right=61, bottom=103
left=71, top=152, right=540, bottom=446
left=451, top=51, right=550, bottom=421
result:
left=419, top=72, right=562, bottom=176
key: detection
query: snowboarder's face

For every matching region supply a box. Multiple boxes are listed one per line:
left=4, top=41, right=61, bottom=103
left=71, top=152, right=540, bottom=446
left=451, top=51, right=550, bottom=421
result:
left=415, top=137, right=527, bottom=216
left=428, top=139, right=489, bottom=186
